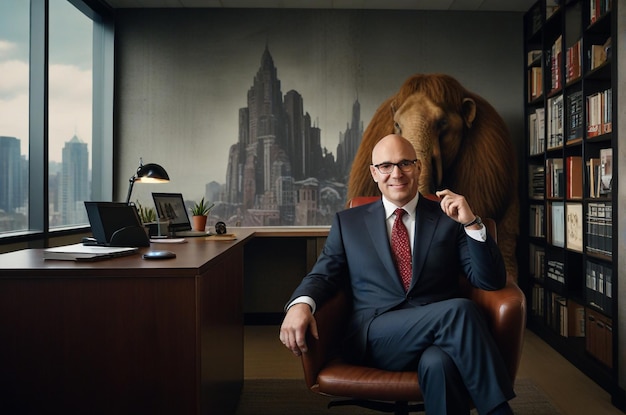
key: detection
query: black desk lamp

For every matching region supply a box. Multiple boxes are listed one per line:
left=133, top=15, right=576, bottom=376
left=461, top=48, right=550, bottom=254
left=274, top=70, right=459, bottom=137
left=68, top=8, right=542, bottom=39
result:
left=126, top=158, right=170, bottom=204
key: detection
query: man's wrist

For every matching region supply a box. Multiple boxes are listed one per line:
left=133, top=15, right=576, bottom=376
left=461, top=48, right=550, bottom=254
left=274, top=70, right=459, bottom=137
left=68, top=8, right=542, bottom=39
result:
left=464, top=215, right=482, bottom=228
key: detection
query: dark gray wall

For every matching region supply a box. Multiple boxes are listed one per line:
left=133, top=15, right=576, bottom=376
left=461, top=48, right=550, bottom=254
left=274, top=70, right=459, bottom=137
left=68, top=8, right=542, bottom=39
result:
left=114, top=8, right=525, bottom=219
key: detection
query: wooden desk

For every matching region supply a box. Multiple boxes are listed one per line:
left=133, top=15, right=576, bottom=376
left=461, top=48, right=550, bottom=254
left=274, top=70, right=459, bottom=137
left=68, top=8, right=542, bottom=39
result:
left=0, top=229, right=255, bottom=415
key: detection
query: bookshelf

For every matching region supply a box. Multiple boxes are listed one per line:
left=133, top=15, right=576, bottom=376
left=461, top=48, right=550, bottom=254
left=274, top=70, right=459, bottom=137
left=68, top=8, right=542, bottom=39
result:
left=522, top=0, right=624, bottom=410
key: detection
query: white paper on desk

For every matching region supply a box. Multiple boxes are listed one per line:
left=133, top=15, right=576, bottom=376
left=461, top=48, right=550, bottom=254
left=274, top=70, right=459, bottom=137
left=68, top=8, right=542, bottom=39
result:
left=150, top=238, right=187, bottom=244
left=43, top=243, right=138, bottom=261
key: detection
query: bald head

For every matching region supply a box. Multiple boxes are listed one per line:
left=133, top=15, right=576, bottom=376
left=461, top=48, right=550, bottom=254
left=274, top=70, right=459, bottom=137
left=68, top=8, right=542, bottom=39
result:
left=369, top=134, right=421, bottom=207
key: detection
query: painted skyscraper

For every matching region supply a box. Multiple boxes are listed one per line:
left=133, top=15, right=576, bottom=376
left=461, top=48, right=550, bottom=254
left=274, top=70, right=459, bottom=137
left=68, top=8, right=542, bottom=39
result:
left=223, top=46, right=362, bottom=226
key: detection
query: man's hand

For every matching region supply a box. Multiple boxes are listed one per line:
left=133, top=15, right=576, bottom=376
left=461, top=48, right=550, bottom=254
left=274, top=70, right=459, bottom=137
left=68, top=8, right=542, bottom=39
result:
left=435, top=189, right=478, bottom=228
left=279, top=303, right=319, bottom=357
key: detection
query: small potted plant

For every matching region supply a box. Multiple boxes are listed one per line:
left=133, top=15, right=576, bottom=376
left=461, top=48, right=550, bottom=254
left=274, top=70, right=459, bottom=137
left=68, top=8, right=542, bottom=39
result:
left=136, top=200, right=168, bottom=237
left=190, top=197, right=214, bottom=232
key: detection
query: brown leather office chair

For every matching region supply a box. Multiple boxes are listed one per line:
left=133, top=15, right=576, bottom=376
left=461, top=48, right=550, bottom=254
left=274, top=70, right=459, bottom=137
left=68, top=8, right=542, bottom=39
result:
left=300, top=196, right=526, bottom=415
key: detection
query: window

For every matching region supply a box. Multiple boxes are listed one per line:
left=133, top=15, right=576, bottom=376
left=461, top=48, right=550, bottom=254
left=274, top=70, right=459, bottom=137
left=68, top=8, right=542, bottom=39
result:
left=0, top=0, right=113, bottom=239
left=49, top=0, right=93, bottom=228
left=0, top=1, right=30, bottom=233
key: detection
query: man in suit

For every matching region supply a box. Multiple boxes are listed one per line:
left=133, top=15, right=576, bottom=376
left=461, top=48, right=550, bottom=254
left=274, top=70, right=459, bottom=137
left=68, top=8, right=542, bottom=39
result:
left=279, top=134, right=515, bottom=415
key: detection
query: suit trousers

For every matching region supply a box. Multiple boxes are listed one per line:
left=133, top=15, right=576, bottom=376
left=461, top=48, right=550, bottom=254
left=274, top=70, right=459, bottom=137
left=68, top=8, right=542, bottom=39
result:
left=365, top=298, right=515, bottom=415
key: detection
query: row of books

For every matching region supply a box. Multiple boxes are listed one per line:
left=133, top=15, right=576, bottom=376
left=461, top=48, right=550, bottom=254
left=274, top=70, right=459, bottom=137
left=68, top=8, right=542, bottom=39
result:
left=586, top=88, right=612, bottom=137
left=545, top=158, right=564, bottom=198
left=529, top=205, right=544, bottom=238
left=550, top=294, right=585, bottom=338
left=547, top=202, right=584, bottom=252
left=565, top=39, right=582, bottom=84
left=529, top=244, right=545, bottom=280
left=590, top=0, right=611, bottom=25
left=547, top=94, right=563, bottom=148
left=587, top=148, right=613, bottom=198
left=586, top=308, right=613, bottom=368
left=530, top=150, right=610, bottom=201
left=586, top=260, right=612, bottom=316
left=547, top=35, right=563, bottom=94
left=527, top=87, right=611, bottom=155
left=528, top=164, right=545, bottom=199
left=546, top=259, right=565, bottom=285
left=531, top=283, right=545, bottom=318
left=586, top=201, right=612, bottom=257
left=566, top=90, right=583, bottom=143
left=528, top=108, right=545, bottom=154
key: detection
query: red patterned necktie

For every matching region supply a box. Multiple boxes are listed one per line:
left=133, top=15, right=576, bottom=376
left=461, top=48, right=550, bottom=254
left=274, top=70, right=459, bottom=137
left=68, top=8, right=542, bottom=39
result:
left=391, top=208, right=412, bottom=291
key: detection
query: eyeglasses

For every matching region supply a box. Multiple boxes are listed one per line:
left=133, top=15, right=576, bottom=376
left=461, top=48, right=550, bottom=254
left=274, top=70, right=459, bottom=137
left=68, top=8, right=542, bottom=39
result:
left=371, top=159, right=418, bottom=175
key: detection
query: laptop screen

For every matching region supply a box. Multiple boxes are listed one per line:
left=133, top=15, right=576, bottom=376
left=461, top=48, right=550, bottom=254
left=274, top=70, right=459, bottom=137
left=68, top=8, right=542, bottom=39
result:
left=151, top=192, right=192, bottom=233
left=84, top=202, right=145, bottom=245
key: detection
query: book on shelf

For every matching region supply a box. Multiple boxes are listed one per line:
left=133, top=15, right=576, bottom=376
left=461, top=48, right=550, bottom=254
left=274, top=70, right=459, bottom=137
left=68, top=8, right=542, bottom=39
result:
left=547, top=94, right=563, bottom=148
left=566, top=156, right=583, bottom=199
left=589, top=44, right=607, bottom=70
left=587, top=157, right=601, bottom=198
left=529, top=164, right=545, bottom=199
left=590, top=0, right=612, bottom=24
left=586, top=89, right=611, bottom=138
left=586, top=260, right=612, bottom=315
left=528, top=67, right=543, bottom=101
left=565, top=39, right=581, bottom=83
left=567, top=299, right=585, bottom=338
left=545, top=158, right=564, bottom=198
left=529, top=243, right=545, bottom=279
left=599, top=148, right=613, bottom=196
left=531, top=283, right=545, bottom=318
left=549, top=35, right=563, bottom=93
left=566, top=90, right=583, bottom=142
left=602, top=88, right=612, bottom=133
left=546, top=0, right=560, bottom=19
left=586, top=308, right=613, bottom=368
left=527, top=49, right=542, bottom=66
left=528, top=108, right=545, bottom=154
left=586, top=201, right=612, bottom=257
left=547, top=259, right=565, bottom=284
left=550, top=202, right=565, bottom=248
left=566, top=202, right=583, bottom=252
left=43, top=243, right=139, bottom=261
left=529, top=204, right=545, bottom=237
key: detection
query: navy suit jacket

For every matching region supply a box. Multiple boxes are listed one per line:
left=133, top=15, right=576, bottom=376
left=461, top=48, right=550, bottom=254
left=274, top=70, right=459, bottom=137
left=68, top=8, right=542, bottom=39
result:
left=288, top=194, right=507, bottom=363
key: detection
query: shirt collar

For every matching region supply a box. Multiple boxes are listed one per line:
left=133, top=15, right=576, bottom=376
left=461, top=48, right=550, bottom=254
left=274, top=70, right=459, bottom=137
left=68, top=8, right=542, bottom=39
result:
left=382, top=193, right=419, bottom=220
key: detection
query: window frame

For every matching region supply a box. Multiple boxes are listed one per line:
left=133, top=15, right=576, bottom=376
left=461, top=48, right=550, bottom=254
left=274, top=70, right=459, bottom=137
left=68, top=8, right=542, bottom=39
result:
left=1, top=0, right=114, bottom=247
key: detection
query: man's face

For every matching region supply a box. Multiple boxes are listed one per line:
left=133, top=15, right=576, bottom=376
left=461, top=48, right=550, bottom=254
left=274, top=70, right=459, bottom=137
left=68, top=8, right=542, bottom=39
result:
left=369, top=135, right=421, bottom=207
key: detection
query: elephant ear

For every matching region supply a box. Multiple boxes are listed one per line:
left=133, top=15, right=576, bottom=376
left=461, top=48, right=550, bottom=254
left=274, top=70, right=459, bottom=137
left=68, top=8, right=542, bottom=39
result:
left=461, top=98, right=476, bottom=129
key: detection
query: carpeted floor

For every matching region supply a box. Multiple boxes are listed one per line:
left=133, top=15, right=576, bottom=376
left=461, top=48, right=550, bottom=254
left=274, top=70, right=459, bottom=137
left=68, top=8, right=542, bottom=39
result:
left=234, top=378, right=561, bottom=415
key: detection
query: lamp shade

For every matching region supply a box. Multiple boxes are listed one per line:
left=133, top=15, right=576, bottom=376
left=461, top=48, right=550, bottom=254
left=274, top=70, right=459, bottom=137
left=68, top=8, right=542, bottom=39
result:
left=135, top=163, right=170, bottom=183
left=126, top=159, right=170, bottom=204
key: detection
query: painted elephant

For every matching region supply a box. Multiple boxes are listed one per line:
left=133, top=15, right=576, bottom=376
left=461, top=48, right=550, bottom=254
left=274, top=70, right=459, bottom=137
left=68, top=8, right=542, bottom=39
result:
left=348, top=73, right=519, bottom=280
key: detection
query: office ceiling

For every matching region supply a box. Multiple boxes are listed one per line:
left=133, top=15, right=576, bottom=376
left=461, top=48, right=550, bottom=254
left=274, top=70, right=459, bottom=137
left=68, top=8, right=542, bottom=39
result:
left=102, top=0, right=537, bottom=12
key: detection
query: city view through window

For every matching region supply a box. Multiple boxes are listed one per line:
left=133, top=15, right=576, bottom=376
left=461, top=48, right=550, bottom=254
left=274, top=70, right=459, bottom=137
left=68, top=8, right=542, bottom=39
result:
left=0, top=0, right=93, bottom=233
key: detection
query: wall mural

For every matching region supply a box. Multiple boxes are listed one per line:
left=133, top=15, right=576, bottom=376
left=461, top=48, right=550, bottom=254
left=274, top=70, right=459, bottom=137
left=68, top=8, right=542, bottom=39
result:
left=217, top=45, right=362, bottom=227
left=116, top=9, right=523, bottom=230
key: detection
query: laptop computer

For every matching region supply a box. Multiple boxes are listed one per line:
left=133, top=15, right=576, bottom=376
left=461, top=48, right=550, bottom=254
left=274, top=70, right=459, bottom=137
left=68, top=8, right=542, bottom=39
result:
left=84, top=201, right=150, bottom=247
left=151, top=192, right=210, bottom=237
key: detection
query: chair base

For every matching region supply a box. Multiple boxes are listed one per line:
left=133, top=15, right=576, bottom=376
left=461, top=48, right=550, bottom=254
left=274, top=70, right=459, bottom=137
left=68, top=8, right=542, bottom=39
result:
left=328, top=399, right=425, bottom=415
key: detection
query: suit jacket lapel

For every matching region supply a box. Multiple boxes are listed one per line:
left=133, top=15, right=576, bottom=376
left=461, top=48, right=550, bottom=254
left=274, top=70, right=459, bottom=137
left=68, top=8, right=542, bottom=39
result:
left=410, top=197, right=440, bottom=289
left=363, top=202, right=402, bottom=288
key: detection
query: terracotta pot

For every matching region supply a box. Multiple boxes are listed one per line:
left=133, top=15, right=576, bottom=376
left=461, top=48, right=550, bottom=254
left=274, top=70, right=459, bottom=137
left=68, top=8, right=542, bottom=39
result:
left=192, top=215, right=208, bottom=232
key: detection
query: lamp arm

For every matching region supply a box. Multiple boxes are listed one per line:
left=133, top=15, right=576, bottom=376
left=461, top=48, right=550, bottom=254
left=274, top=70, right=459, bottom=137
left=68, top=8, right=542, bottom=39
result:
left=126, top=176, right=136, bottom=205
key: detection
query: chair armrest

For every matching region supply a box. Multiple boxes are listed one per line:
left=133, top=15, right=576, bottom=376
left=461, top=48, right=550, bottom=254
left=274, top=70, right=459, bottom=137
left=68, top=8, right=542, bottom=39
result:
left=463, top=277, right=526, bottom=382
left=301, top=291, right=350, bottom=389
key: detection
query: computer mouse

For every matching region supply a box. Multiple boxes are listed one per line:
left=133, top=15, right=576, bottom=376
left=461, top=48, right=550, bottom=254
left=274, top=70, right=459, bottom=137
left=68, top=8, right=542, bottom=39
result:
left=142, top=250, right=176, bottom=260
